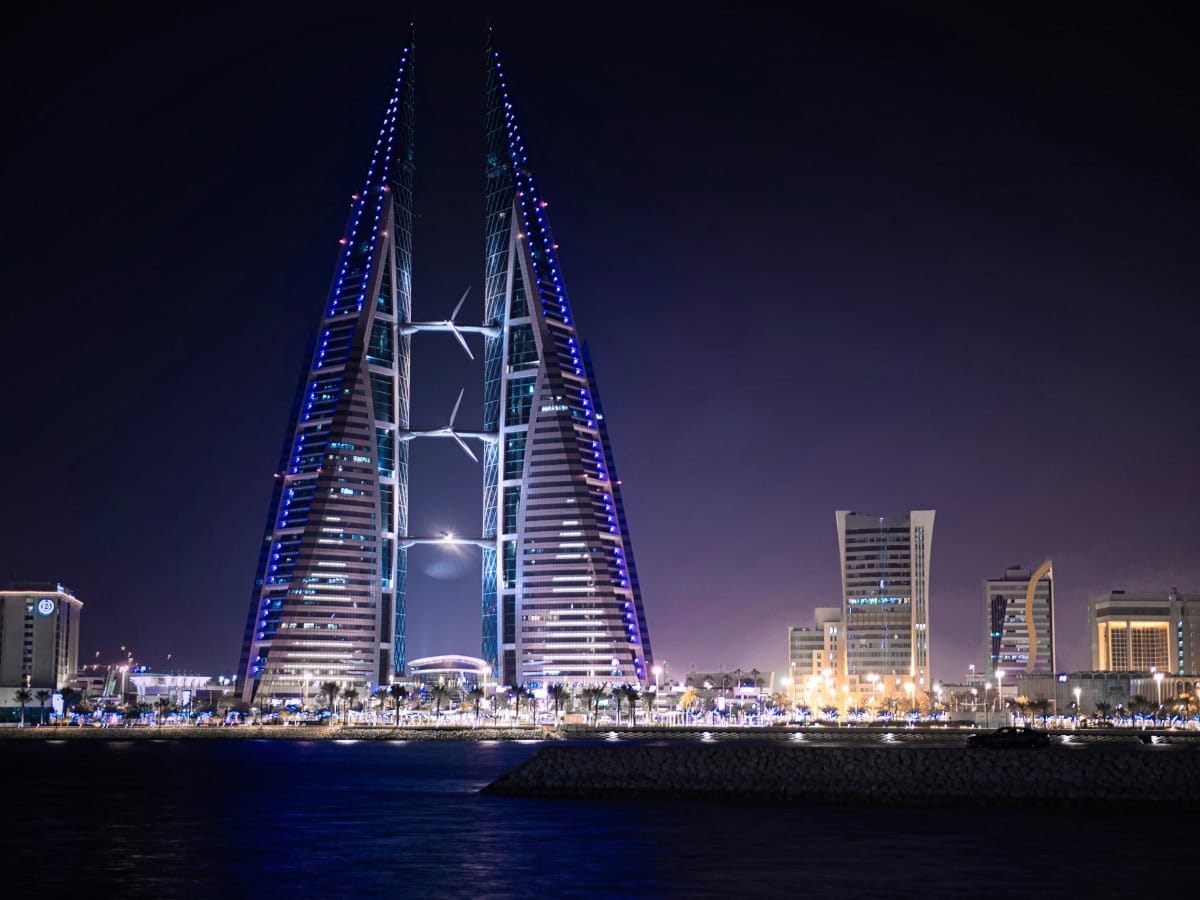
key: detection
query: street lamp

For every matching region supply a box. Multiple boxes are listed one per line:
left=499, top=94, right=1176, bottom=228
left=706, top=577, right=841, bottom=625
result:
left=996, top=669, right=1005, bottom=722
left=984, top=682, right=992, bottom=729
left=652, top=665, right=663, bottom=691
left=1073, top=686, right=1082, bottom=726
left=1154, top=670, right=1165, bottom=710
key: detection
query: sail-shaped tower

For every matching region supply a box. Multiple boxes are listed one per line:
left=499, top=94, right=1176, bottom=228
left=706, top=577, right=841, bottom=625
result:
left=238, top=40, right=415, bottom=703
left=481, top=36, right=654, bottom=687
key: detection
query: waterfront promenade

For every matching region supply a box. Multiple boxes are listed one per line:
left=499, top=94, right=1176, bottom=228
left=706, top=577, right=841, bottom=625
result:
left=3, top=721, right=1197, bottom=746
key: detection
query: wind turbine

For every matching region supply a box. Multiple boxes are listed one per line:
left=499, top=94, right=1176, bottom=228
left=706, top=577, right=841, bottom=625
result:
left=407, top=388, right=478, bottom=462
left=444, top=388, right=478, bottom=462
left=399, top=287, right=499, bottom=357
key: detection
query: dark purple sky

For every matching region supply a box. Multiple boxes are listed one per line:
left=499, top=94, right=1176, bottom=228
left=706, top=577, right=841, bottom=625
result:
left=3, top=4, right=1197, bottom=682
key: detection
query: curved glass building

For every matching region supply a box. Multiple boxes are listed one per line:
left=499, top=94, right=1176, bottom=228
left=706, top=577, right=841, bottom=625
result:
left=481, top=36, right=653, bottom=688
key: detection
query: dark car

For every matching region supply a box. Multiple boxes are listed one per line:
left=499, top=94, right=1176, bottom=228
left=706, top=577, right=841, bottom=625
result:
left=966, top=726, right=1051, bottom=749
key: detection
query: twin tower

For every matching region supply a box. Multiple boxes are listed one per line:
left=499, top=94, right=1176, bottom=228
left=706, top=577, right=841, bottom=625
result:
left=237, top=35, right=654, bottom=703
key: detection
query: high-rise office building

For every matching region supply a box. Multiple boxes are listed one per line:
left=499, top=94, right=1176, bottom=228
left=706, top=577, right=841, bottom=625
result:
left=1089, top=589, right=1200, bottom=674
left=238, top=35, right=653, bottom=701
left=482, top=36, right=652, bottom=687
left=984, top=562, right=1055, bottom=677
left=239, top=40, right=416, bottom=702
left=0, top=582, right=83, bottom=690
left=836, top=510, right=935, bottom=696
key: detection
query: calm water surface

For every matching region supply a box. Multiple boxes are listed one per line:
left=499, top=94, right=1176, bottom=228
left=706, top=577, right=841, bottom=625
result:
left=3, top=739, right=1183, bottom=898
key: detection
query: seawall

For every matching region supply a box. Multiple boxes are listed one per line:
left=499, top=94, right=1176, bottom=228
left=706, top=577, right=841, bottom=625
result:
left=482, top=743, right=1200, bottom=807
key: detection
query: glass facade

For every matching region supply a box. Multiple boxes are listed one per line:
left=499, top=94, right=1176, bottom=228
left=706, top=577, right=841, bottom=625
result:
left=482, top=37, right=653, bottom=687
left=238, top=40, right=415, bottom=703
left=837, top=510, right=935, bottom=691
left=984, top=563, right=1055, bottom=677
left=1089, top=590, right=1200, bottom=674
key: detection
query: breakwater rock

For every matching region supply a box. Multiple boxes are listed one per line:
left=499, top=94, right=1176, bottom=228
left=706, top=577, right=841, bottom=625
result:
left=482, top=743, right=1200, bottom=807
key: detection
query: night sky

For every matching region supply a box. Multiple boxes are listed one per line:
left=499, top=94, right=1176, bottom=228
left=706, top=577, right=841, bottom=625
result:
left=3, top=4, right=1197, bottom=683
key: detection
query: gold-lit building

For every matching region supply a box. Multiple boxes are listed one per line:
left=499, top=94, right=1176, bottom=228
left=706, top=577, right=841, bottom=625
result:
left=1089, top=590, right=1199, bottom=674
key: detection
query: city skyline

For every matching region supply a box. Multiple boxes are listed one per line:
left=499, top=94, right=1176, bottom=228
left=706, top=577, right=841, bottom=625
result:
left=2, top=7, right=1198, bottom=682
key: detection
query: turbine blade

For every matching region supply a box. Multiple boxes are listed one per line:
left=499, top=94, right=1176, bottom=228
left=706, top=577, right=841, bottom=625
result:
left=450, top=325, right=474, bottom=360
left=448, top=388, right=465, bottom=429
left=452, top=433, right=479, bottom=463
left=450, top=286, right=470, bottom=322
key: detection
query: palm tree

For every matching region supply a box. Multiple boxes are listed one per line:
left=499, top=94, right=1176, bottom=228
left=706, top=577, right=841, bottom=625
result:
left=1175, top=692, right=1197, bottom=723
left=374, top=687, right=390, bottom=720
left=642, top=689, right=657, bottom=724
left=1006, top=697, right=1027, bottom=724
left=796, top=704, right=812, bottom=724
left=1131, top=694, right=1159, bottom=728
left=430, top=684, right=452, bottom=721
left=389, top=684, right=409, bottom=724
left=548, top=684, right=571, bottom=724
left=510, top=684, right=532, bottom=723
left=321, top=681, right=341, bottom=721
left=1094, top=701, right=1113, bottom=722
left=467, top=687, right=486, bottom=724
left=581, top=687, right=605, bottom=726
left=1030, top=697, right=1052, bottom=727
left=13, top=688, right=33, bottom=727
left=619, top=685, right=641, bottom=726
left=60, top=687, right=82, bottom=718
left=820, top=706, right=839, bottom=723
left=156, top=696, right=173, bottom=725
left=679, top=687, right=700, bottom=721
left=34, top=689, right=52, bottom=725
left=342, top=687, right=359, bottom=725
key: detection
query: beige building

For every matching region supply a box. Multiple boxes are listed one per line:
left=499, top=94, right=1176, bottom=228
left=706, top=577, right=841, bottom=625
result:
left=788, top=607, right=842, bottom=702
left=836, top=510, right=935, bottom=700
left=1, top=583, right=83, bottom=691
left=1089, top=590, right=1199, bottom=675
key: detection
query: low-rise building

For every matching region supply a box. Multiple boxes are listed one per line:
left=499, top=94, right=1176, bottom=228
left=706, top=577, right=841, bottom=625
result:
left=1016, top=670, right=1200, bottom=717
left=788, top=607, right=842, bottom=682
left=407, top=655, right=491, bottom=701
left=128, top=671, right=234, bottom=708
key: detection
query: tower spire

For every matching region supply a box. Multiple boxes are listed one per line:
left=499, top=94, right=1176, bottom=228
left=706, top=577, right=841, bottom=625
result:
left=481, top=41, right=653, bottom=688
left=238, top=39, right=416, bottom=702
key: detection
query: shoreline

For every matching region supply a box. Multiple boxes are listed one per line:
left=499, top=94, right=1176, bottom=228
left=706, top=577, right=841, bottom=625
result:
left=0, top=724, right=557, bottom=741
left=1, top=722, right=1196, bottom=744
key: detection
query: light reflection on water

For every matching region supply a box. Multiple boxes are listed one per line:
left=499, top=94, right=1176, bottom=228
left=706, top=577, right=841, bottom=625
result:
left=1, top=739, right=1184, bottom=898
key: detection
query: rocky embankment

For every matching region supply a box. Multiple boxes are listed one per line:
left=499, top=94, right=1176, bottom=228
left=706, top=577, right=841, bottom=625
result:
left=482, top=743, right=1200, bottom=807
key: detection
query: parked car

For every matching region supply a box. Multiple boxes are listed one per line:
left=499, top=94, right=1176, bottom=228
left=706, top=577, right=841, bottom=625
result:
left=966, top=726, right=1050, bottom=749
